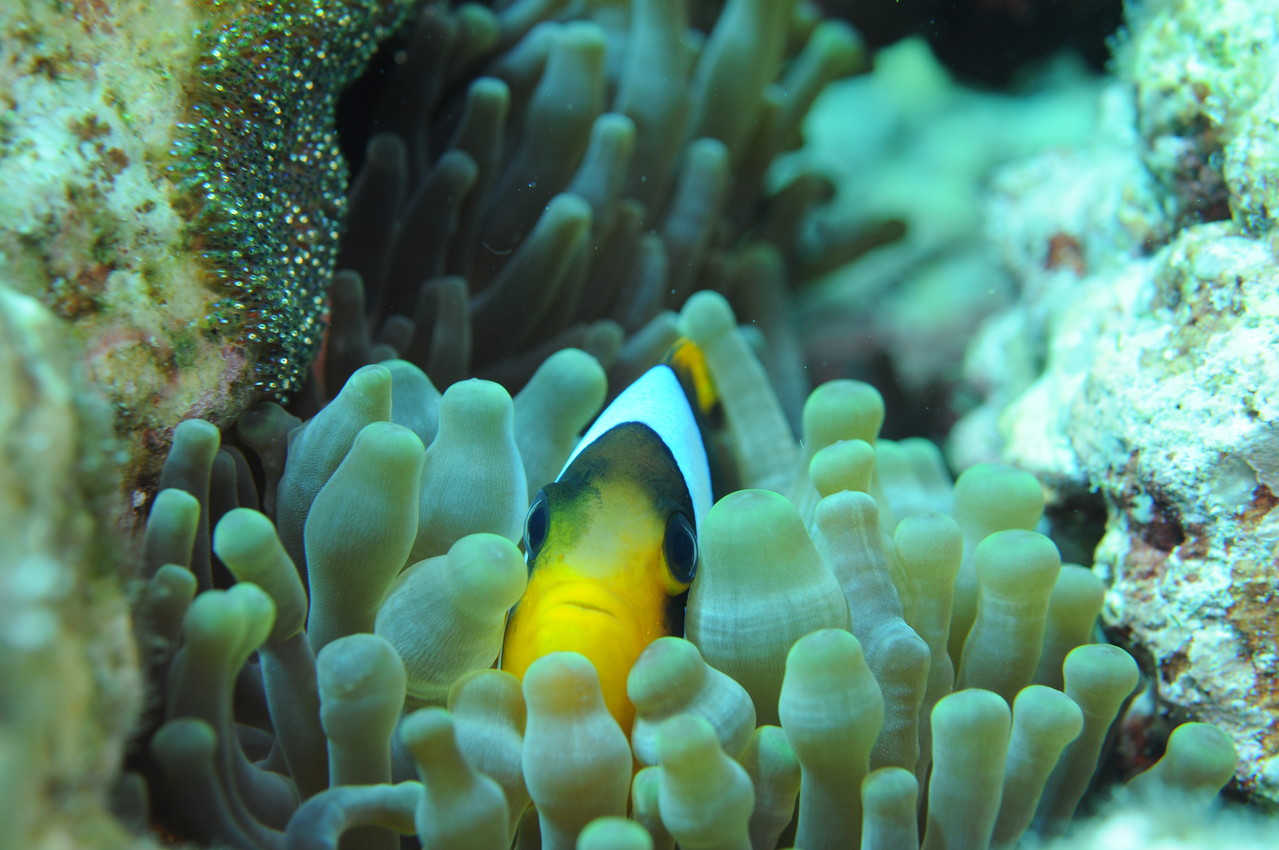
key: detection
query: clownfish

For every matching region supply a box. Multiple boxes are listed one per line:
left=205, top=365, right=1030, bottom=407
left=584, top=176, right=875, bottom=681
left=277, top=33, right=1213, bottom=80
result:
left=500, top=340, right=718, bottom=732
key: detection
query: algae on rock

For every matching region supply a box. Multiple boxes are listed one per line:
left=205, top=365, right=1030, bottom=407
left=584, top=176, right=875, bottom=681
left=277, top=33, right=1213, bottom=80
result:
left=950, top=0, right=1279, bottom=803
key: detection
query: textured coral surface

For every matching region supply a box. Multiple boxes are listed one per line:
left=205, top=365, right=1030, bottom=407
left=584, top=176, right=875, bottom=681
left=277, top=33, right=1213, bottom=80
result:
left=954, top=0, right=1279, bottom=803
left=0, top=0, right=412, bottom=502
left=0, top=287, right=145, bottom=850
left=1, top=0, right=243, bottom=487
left=0, top=1, right=408, bottom=846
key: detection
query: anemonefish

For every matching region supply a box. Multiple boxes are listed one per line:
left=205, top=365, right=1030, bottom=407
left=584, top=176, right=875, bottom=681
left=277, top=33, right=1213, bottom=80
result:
left=500, top=341, right=717, bottom=732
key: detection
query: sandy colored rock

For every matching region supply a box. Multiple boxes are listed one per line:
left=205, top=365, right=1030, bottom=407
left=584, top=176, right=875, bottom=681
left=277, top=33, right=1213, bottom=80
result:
left=0, top=284, right=151, bottom=850
left=952, top=0, right=1279, bottom=803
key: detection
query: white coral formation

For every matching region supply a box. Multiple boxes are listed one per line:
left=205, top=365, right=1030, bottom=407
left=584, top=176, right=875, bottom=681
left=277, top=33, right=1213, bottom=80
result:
left=950, top=0, right=1279, bottom=803
left=1026, top=789, right=1273, bottom=850
left=781, top=36, right=1105, bottom=397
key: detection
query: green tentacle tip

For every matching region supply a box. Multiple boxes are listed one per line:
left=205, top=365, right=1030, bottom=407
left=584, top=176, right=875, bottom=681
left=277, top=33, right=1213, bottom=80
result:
left=151, top=716, right=217, bottom=765
left=1127, top=722, right=1239, bottom=800
left=317, top=633, right=407, bottom=742
left=802, top=380, right=886, bottom=449
left=212, top=507, right=306, bottom=642
left=678, top=290, right=737, bottom=343
left=143, top=488, right=201, bottom=577
left=655, top=713, right=755, bottom=850
left=401, top=707, right=511, bottom=849
left=952, top=463, right=1045, bottom=535
left=578, top=817, right=653, bottom=850
left=376, top=533, right=525, bottom=704
left=809, top=439, right=876, bottom=497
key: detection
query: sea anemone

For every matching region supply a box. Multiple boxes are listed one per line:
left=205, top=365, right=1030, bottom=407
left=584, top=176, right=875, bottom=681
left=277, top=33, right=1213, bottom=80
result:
left=129, top=291, right=1239, bottom=849
left=1, top=0, right=1267, bottom=847
left=317, top=0, right=871, bottom=412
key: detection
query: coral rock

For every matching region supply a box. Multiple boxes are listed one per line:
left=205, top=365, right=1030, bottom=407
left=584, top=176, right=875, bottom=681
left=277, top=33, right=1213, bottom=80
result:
left=954, top=0, right=1279, bottom=803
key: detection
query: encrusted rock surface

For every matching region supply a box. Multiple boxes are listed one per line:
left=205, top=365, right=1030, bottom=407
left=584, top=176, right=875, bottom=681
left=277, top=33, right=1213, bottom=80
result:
left=0, top=2, right=408, bottom=846
left=0, top=0, right=246, bottom=501
left=0, top=0, right=410, bottom=510
left=0, top=284, right=147, bottom=850
left=953, top=0, right=1279, bottom=803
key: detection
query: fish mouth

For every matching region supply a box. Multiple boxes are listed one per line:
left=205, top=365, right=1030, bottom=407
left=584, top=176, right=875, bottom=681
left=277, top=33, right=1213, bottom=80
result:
left=535, top=580, right=634, bottom=625
left=561, top=600, right=619, bottom=620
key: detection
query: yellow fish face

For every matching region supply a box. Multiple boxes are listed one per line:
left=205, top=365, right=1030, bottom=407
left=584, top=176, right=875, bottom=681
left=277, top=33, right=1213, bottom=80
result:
left=501, top=361, right=710, bottom=734
left=501, top=479, right=678, bottom=729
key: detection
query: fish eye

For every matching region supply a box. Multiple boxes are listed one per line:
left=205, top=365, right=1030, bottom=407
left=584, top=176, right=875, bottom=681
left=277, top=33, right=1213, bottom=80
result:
left=663, top=512, right=698, bottom=585
left=524, top=490, right=550, bottom=560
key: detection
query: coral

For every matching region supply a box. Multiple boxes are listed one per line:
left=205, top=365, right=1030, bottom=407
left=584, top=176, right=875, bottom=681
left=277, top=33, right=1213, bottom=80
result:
left=1025, top=789, right=1273, bottom=850
left=127, top=291, right=1239, bottom=849
left=0, top=0, right=415, bottom=503
left=951, top=0, right=1279, bottom=802
left=0, top=285, right=144, bottom=849
left=1122, top=0, right=1279, bottom=233
left=778, top=36, right=1105, bottom=411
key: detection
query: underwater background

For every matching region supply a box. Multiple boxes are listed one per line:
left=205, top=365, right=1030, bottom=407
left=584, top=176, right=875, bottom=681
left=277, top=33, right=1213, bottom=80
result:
left=1, top=0, right=1277, bottom=848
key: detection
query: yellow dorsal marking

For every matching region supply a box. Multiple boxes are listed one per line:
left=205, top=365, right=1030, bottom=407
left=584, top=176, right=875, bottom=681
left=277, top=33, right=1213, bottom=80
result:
left=663, top=338, right=718, bottom=419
